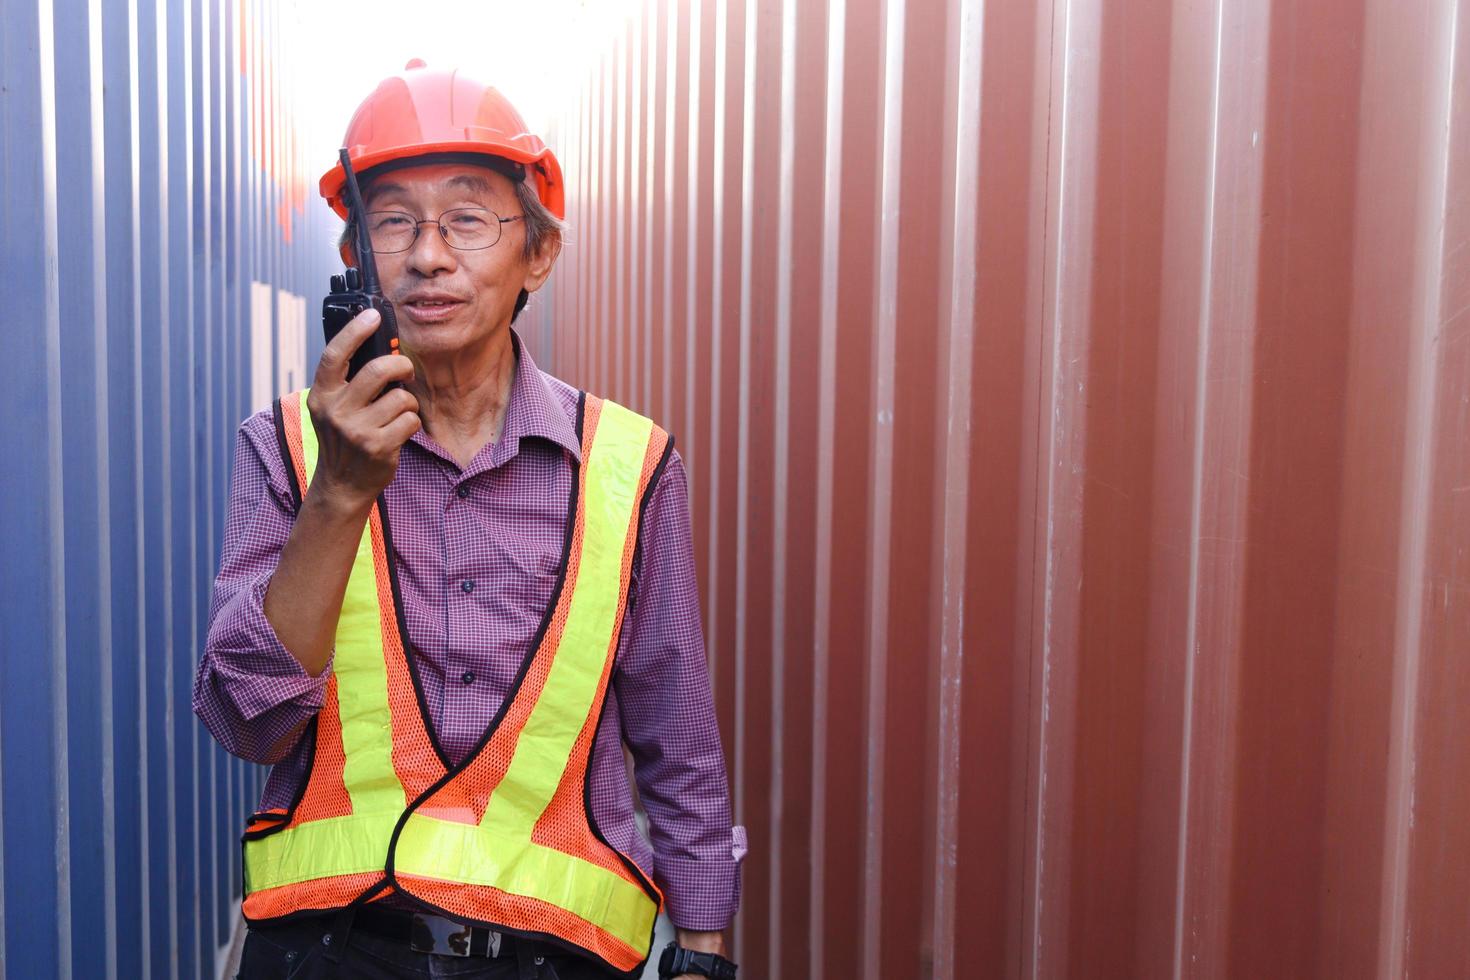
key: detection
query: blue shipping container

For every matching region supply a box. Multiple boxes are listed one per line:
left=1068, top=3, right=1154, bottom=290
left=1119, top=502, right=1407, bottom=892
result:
left=1, top=0, right=337, bottom=975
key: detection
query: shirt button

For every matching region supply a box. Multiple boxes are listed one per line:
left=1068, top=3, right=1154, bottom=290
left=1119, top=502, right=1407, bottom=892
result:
left=461, top=579, right=475, bottom=594
left=455, top=486, right=469, bottom=499
left=461, top=671, right=476, bottom=685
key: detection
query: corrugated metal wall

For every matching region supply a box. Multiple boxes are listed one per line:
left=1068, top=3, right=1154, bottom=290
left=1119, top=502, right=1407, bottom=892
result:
left=0, top=0, right=333, bottom=975
left=522, top=0, right=1470, bottom=976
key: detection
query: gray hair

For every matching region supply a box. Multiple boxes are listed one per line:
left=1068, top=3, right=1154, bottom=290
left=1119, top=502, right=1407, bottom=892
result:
left=511, top=175, right=566, bottom=263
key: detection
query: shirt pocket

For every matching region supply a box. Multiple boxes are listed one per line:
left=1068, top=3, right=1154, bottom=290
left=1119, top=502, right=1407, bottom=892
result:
left=486, top=529, right=563, bottom=625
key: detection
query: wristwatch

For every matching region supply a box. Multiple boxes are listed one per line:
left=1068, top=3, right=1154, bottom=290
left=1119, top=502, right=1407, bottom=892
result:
left=657, top=940, right=738, bottom=979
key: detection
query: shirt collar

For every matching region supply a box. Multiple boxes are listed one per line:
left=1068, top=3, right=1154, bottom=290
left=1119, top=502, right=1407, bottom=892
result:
left=491, top=330, right=581, bottom=466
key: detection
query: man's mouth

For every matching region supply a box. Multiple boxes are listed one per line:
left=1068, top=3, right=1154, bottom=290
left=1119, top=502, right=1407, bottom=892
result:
left=401, top=295, right=466, bottom=322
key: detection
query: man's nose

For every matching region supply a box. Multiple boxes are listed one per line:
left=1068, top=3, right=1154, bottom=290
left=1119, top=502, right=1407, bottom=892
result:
left=406, top=220, right=457, bottom=274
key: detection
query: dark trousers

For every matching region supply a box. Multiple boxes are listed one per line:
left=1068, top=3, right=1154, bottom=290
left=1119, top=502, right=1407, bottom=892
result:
left=236, top=914, right=624, bottom=980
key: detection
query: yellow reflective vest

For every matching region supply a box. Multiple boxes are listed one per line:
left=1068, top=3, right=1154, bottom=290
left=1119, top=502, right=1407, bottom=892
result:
left=241, top=388, right=668, bottom=975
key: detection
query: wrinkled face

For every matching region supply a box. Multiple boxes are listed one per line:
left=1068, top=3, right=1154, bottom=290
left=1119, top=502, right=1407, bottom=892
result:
left=359, top=162, right=554, bottom=363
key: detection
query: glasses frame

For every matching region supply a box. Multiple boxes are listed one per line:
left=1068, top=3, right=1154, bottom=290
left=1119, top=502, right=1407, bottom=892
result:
left=363, top=207, right=525, bottom=253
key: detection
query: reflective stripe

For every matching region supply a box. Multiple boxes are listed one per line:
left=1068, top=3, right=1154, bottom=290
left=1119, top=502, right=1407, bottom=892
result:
left=395, top=814, right=658, bottom=949
left=245, top=812, right=399, bottom=891
left=294, top=389, right=402, bottom=817
left=485, top=400, right=651, bottom=833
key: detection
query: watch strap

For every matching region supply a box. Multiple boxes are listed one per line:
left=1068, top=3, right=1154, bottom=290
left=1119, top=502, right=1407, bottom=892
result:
left=658, top=941, right=738, bottom=979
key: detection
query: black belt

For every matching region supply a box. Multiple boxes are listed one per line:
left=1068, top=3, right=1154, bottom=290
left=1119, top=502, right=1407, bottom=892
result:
left=350, top=905, right=513, bottom=958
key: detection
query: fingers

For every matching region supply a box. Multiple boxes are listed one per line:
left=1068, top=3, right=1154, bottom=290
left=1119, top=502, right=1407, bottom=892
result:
left=339, top=352, right=416, bottom=411
left=314, top=307, right=382, bottom=389
left=378, top=408, right=423, bottom=448
left=360, top=385, right=420, bottom=430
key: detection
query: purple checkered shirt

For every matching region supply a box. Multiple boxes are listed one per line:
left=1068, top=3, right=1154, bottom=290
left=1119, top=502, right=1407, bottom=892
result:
left=194, top=333, right=743, bottom=931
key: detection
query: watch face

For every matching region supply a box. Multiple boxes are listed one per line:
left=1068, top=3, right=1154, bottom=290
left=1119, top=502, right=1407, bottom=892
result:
left=658, top=942, right=736, bottom=979
left=658, top=942, right=679, bottom=977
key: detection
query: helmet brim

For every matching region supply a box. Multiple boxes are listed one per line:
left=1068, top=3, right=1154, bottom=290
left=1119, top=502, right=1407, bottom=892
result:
left=319, top=141, right=564, bottom=220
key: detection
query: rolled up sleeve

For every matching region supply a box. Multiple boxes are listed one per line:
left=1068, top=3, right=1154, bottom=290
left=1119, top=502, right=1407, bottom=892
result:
left=615, top=449, right=744, bottom=931
left=193, top=412, right=328, bottom=764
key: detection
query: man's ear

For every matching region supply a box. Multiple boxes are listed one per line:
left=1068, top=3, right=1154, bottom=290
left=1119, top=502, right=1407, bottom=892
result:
left=522, top=236, right=562, bottom=293
left=339, top=240, right=356, bottom=267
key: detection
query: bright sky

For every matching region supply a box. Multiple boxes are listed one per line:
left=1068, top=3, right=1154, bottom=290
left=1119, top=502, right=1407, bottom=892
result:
left=295, top=0, right=643, bottom=174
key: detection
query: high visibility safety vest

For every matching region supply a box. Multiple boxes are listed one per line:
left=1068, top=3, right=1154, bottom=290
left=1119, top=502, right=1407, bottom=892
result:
left=241, top=388, right=669, bottom=976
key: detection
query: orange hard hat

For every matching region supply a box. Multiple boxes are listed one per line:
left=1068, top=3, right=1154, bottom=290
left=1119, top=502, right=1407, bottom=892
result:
left=319, top=59, right=564, bottom=220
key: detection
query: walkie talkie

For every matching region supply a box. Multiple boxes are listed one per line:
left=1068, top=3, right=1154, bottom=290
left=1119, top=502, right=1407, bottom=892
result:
left=322, top=147, right=400, bottom=381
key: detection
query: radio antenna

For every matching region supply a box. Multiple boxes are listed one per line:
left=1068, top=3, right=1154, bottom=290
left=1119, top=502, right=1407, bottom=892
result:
left=339, top=148, right=382, bottom=294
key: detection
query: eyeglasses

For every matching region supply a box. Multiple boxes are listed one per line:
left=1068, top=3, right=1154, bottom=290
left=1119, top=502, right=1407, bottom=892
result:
left=364, top=208, right=524, bottom=253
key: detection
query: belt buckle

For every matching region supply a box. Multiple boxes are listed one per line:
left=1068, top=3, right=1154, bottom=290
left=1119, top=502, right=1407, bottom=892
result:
left=408, top=913, right=502, bottom=957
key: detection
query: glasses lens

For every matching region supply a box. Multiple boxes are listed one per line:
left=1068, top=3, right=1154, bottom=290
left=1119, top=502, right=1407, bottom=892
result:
left=366, top=211, right=417, bottom=254
left=440, top=208, right=501, bottom=250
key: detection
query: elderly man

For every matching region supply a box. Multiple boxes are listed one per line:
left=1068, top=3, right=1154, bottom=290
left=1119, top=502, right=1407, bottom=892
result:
left=195, top=63, right=742, bottom=980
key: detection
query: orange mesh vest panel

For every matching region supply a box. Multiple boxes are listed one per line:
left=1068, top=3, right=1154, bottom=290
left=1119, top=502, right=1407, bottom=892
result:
left=240, top=389, right=668, bottom=975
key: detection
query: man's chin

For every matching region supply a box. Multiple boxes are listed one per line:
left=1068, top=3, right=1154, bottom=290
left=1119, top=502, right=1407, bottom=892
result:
left=397, top=315, right=460, bottom=342
left=394, top=309, right=517, bottom=358
left=397, top=321, right=488, bottom=361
